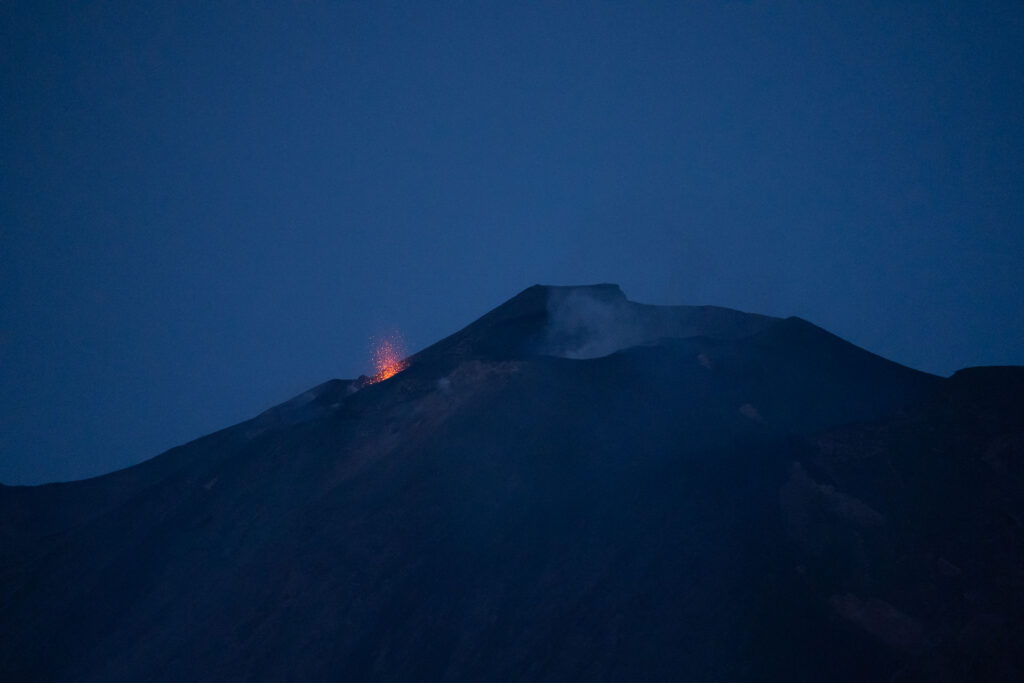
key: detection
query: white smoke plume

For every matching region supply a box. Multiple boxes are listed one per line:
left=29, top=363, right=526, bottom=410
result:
left=539, top=288, right=647, bottom=359
left=536, top=285, right=777, bottom=360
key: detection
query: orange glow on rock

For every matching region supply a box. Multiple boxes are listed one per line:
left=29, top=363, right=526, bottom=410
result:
left=368, top=334, right=408, bottom=383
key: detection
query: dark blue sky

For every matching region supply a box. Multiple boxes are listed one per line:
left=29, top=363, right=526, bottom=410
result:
left=3, top=1, right=1023, bottom=484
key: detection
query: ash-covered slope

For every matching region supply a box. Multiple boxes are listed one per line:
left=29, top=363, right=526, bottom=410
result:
left=2, top=285, right=1019, bottom=682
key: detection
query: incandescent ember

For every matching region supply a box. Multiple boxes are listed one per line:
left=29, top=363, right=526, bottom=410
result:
left=368, top=334, right=409, bottom=384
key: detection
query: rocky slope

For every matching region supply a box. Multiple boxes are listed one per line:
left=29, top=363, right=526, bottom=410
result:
left=2, top=285, right=1019, bottom=682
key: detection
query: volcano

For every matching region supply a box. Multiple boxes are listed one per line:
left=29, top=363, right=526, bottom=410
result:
left=2, top=284, right=1022, bottom=682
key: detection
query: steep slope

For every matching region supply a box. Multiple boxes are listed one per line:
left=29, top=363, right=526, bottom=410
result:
left=781, top=367, right=1024, bottom=681
left=4, top=284, right=1008, bottom=682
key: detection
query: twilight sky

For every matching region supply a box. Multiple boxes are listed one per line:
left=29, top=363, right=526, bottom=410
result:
left=2, top=1, right=1023, bottom=484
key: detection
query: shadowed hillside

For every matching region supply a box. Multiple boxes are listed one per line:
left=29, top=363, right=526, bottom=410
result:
left=3, top=285, right=1020, bottom=682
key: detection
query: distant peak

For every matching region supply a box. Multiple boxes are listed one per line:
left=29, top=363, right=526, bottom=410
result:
left=410, top=283, right=778, bottom=367
left=532, top=283, right=626, bottom=302
left=537, top=284, right=776, bottom=359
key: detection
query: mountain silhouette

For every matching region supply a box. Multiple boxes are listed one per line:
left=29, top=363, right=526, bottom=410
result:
left=2, top=285, right=1021, bottom=682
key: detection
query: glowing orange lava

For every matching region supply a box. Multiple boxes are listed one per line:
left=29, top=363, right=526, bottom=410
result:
left=368, top=334, right=408, bottom=383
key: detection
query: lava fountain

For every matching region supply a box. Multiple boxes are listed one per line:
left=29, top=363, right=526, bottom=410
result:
left=368, top=333, right=409, bottom=384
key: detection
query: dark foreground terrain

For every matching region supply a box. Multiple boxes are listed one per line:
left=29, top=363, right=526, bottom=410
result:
left=2, top=285, right=1022, bottom=681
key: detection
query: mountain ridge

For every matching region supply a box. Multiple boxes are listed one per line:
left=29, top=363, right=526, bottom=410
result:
left=1, top=284, right=1020, bottom=682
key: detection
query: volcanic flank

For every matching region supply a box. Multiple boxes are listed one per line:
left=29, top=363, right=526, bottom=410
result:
left=2, top=285, right=1023, bottom=682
